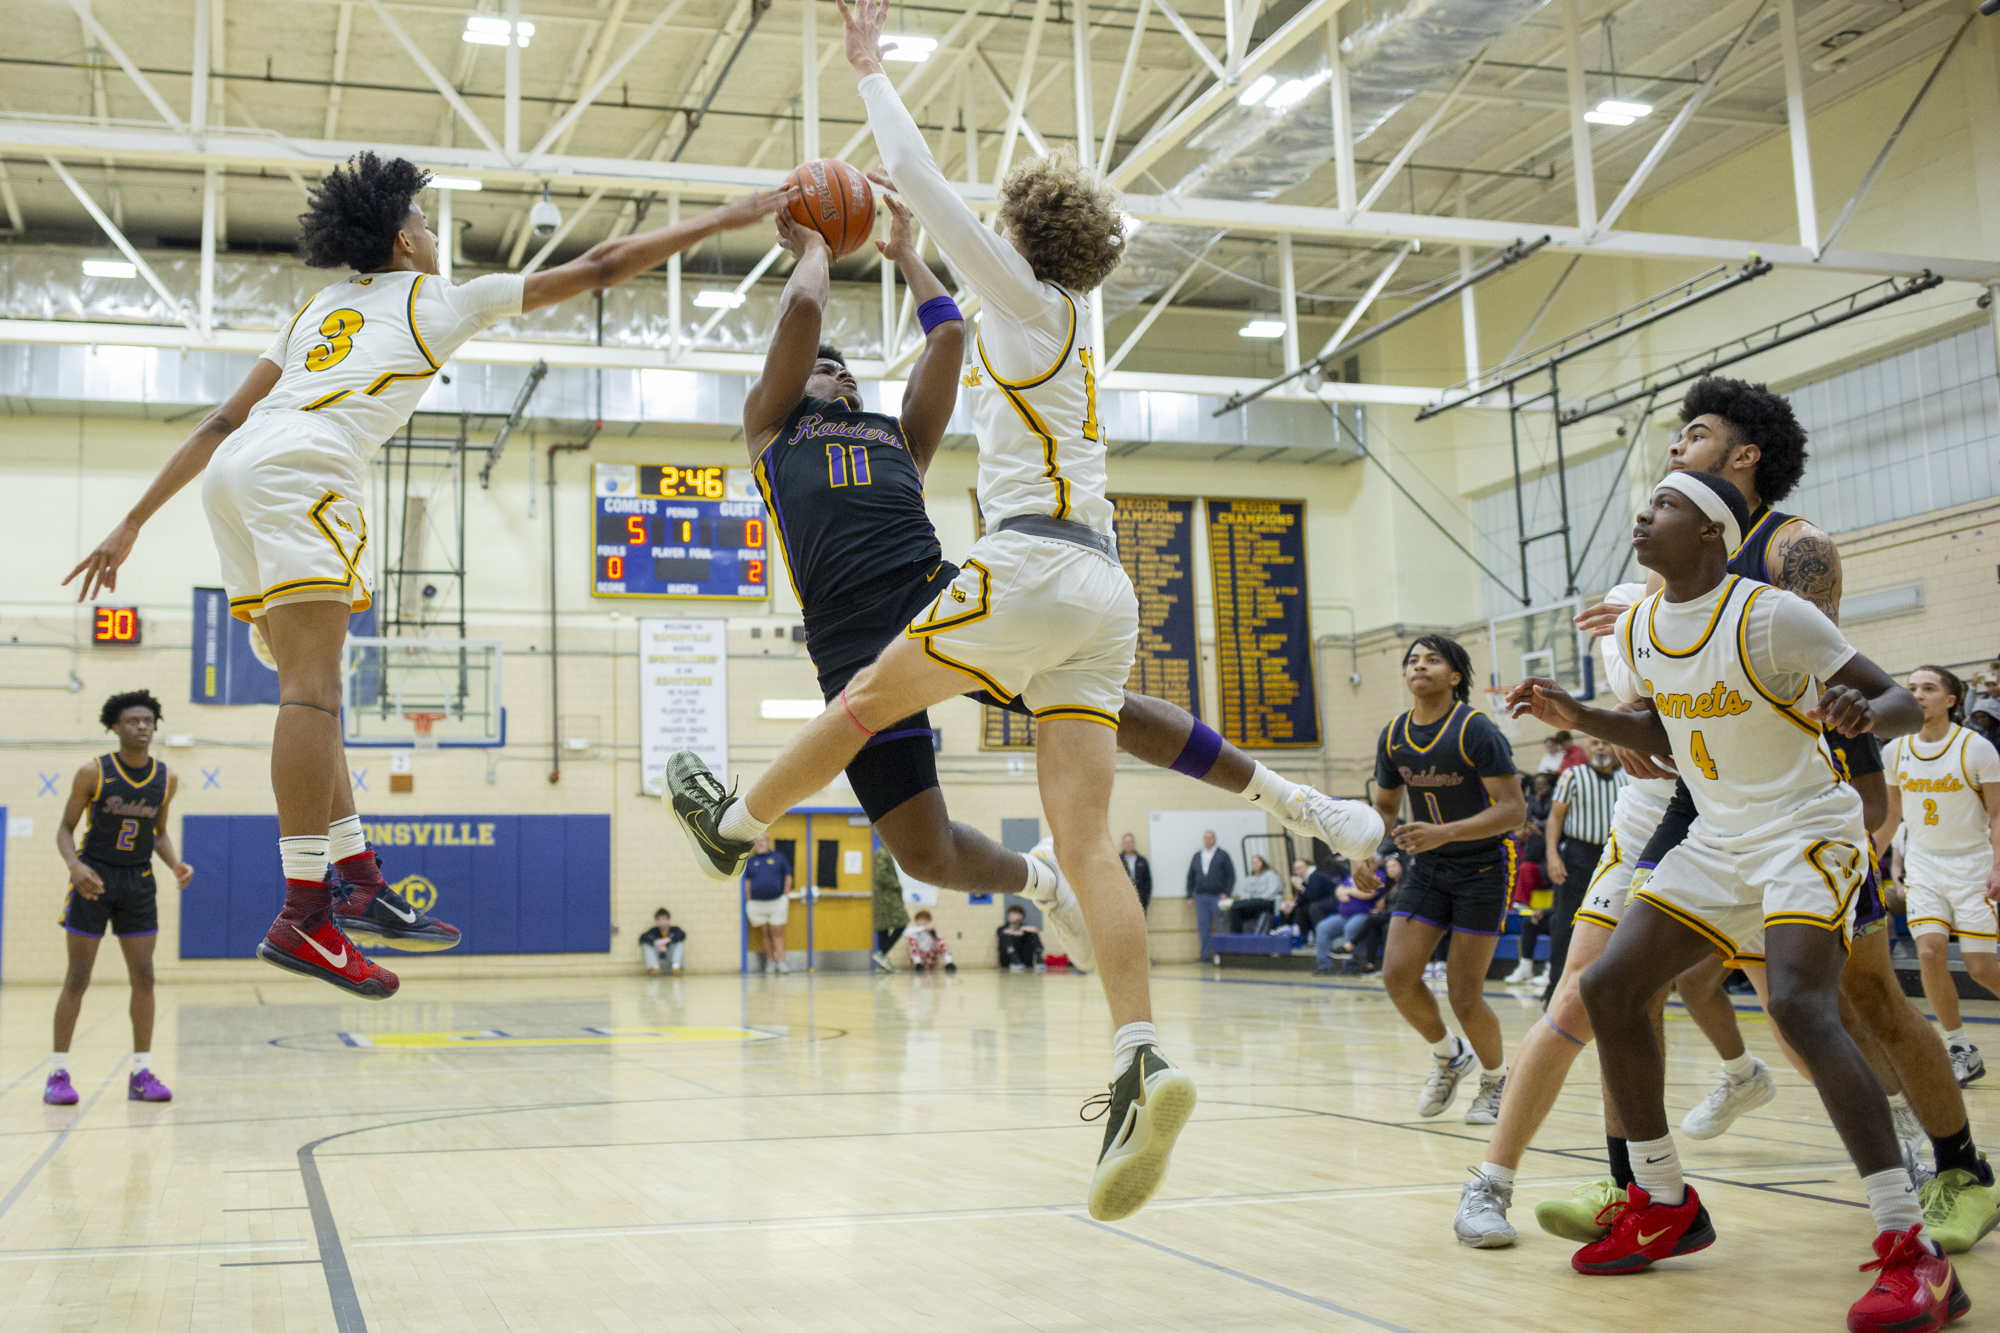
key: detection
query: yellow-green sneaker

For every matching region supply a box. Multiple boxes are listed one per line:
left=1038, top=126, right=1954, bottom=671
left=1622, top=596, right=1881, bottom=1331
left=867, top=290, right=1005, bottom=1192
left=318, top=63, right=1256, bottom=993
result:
left=1535, top=1177, right=1626, bottom=1242
left=1919, top=1155, right=2000, bottom=1255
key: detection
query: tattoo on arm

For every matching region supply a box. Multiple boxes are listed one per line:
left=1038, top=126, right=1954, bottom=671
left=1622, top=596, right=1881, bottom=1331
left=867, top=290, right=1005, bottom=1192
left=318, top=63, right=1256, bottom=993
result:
left=1775, top=528, right=1842, bottom=622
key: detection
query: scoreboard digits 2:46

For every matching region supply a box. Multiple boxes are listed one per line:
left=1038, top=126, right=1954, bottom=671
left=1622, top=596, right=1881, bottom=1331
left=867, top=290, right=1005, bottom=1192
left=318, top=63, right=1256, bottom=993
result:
left=591, top=462, right=771, bottom=601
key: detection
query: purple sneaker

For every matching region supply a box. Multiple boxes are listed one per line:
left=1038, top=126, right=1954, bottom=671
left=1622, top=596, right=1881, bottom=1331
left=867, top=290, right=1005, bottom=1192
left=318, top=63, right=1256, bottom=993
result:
left=43, top=1071, right=79, bottom=1106
left=128, top=1070, right=172, bottom=1102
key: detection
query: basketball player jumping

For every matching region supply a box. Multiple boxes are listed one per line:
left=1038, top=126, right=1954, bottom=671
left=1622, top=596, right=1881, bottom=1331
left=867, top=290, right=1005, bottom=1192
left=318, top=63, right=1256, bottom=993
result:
left=64, top=154, right=792, bottom=997
left=668, top=0, right=1208, bottom=1222
left=46, top=690, right=191, bottom=1106
left=742, top=176, right=1383, bottom=966
left=1881, top=667, right=2000, bottom=1087
left=1511, top=471, right=1964, bottom=1332
left=1356, top=636, right=1525, bottom=1124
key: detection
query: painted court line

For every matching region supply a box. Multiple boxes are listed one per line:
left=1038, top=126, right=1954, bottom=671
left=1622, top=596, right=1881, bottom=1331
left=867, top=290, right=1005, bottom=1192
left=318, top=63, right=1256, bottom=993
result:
left=0, top=1071, right=115, bottom=1223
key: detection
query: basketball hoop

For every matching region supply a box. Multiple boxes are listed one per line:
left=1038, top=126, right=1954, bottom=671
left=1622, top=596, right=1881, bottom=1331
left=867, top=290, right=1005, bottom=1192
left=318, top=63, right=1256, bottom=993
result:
left=406, top=712, right=447, bottom=752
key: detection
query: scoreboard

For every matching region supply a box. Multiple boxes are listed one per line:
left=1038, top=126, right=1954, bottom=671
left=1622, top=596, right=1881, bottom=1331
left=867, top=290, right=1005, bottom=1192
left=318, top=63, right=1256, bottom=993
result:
left=592, top=463, right=770, bottom=601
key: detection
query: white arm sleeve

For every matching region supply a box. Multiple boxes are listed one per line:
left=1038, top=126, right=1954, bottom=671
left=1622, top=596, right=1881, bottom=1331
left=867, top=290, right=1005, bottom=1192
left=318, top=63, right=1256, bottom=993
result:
left=1755, top=589, right=1857, bottom=686
left=1598, top=631, right=1643, bottom=705
left=858, top=73, right=1046, bottom=324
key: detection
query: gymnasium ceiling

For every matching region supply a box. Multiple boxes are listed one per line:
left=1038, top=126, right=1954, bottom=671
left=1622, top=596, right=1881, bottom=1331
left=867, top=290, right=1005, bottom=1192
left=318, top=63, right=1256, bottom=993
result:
left=0, top=0, right=1981, bottom=333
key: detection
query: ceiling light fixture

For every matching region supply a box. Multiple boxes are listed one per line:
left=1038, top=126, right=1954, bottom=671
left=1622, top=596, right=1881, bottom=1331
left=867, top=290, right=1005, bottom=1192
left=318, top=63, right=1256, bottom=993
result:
left=1595, top=99, right=1652, bottom=118
left=1583, top=109, right=1632, bottom=126
left=881, top=34, right=936, bottom=61
left=1237, top=75, right=1277, bottom=107
left=463, top=15, right=533, bottom=46
left=1265, top=70, right=1329, bottom=109
left=693, top=290, right=746, bottom=309
left=1239, top=319, right=1286, bottom=339
left=431, top=176, right=483, bottom=191
left=82, top=259, right=137, bottom=279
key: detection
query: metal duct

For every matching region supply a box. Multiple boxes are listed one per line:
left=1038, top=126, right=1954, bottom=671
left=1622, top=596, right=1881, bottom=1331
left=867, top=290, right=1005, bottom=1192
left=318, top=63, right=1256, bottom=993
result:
left=1101, top=0, right=1550, bottom=321
left=0, top=341, right=1354, bottom=462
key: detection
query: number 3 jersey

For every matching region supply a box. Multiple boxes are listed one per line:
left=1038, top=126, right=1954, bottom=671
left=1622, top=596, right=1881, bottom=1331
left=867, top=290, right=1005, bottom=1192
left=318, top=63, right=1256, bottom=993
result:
left=80, top=754, right=167, bottom=866
left=1613, top=574, right=1858, bottom=837
left=253, top=271, right=525, bottom=455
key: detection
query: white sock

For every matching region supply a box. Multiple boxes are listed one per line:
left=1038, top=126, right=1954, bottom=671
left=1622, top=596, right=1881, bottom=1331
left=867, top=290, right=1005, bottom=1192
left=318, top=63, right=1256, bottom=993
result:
left=50, top=1053, right=68, bottom=1075
left=1430, top=1034, right=1461, bottom=1060
left=717, top=802, right=769, bottom=843
left=1479, top=1162, right=1517, bottom=1187
left=278, top=835, right=330, bottom=883
left=132, top=1052, right=150, bottom=1071
left=1241, top=762, right=1301, bottom=808
left=1113, top=1021, right=1158, bottom=1077
left=328, top=814, right=367, bottom=863
left=1722, top=1051, right=1757, bottom=1080
left=1480, top=1062, right=1506, bottom=1081
left=1629, top=1133, right=1686, bottom=1208
left=1022, top=854, right=1056, bottom=901
left=1942, top=1027, right=1968, bottom=1048
left=1861, top=1166, right=1927, bottom=1241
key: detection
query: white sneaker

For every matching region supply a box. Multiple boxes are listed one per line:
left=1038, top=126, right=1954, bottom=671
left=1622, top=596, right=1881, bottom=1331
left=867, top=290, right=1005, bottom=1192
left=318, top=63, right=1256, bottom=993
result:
left=1418, top=1039, right=1475, bottom=1118
left=1891, top=1097, right=1926, bottom=1158
left=1464, top=1071, right=1505, bottom=1125
left=1948, top=1042, right=1986, bottom=1087
left=1275, top=786, right=1386, bottom=863
left=774, top=958, right=791, bottom=975
left=1026, top=837, right=1095, bottom=971
left=1680, top=1057, right=1776, bottom=1139
left=1453, top=1169, right=1517, bottom=1248
left=1504, top=959, right=1536, bottom=984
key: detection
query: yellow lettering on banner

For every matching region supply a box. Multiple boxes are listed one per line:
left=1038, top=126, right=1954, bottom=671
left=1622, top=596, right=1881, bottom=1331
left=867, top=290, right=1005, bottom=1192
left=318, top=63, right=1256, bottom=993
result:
left=413, top=825, right=432, bottom=846
left=478, top=823, right=496, bottom=845
left=394, top=824, right=411, bottom=846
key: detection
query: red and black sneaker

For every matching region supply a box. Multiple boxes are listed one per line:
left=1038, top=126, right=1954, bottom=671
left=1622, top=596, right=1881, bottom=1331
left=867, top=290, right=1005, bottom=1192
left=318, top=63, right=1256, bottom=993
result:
left=1572, top=1183, right=1716, bottom=1275
left=258, top=903, right=400, bottom=999
left=331, top=851, right=462, bottom=953
left=1849, top=1226, right=1968, bottom=1333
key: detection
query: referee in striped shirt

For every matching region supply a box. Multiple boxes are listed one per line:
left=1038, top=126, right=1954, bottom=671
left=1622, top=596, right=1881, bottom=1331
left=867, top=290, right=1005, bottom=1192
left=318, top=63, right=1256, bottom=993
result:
left=1544, top=738, right=1629, bottom=994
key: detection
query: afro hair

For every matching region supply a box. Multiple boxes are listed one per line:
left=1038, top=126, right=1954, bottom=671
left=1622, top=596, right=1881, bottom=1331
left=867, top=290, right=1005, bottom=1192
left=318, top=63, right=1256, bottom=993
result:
left=1679, top=375, right=1808, bottom=505
left=996, top=148, right=1126, bottom=294
left=100, top=689, right=162, bottom=730
left=298, top=152, right=432, bottom=271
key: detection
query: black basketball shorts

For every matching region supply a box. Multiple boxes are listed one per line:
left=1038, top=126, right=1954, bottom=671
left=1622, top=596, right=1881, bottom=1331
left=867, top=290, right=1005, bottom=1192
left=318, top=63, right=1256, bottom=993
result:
left=1390, top=845, right=1516, bottom=936
left=61, top=859, right=160, bottom=937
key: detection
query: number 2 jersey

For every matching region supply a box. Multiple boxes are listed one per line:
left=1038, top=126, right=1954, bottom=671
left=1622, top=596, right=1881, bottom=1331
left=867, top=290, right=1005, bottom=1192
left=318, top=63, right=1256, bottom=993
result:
left=1374, top=702, right=1517, bottom=860
left=253, top=270, right=525, bottom=456
left=80, top=754, right=167, bottom=867
left=1888, top=724, right=2000, bottom=855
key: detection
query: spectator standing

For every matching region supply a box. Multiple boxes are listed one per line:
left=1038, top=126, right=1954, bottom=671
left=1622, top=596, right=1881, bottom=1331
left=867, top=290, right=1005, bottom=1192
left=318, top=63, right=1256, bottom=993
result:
left=1552, top=730, right=1587, bottom=773
left=1536, top=737, right=1566, bottom=775
left=742, top=833, right=794, bottom=974
left=906, top=909, right=956, bottom=972
left=1970, top=669, right=2000, bottom=731
left=638, top=908, right=686, bottom=976
left=1225, top=854, right=1284, bottom=933
left=1187, top=829, right=1236, bottom=960
left=1543, top=739, right=1627, bottom=997
left=997, top=905, right=1045, bottom=971
left=1119, top=832, right=1153, bottom=912
left=871, top=843, right=910, bottom=973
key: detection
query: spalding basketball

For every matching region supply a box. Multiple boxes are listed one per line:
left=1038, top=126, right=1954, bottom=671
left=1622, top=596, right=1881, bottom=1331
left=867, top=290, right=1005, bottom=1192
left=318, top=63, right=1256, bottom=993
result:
left=785, top=158, right=876, bottom=257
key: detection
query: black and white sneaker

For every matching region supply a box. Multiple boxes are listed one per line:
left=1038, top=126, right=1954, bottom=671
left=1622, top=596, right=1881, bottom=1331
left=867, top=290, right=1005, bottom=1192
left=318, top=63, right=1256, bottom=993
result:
left=665, top=750, right=754, bottom=882
left=1949, top=1042, right=1986, bottom=1088
left=331, top=852, right=462, bottom=952
left=1083, top=1045, right=1197, bottom=1221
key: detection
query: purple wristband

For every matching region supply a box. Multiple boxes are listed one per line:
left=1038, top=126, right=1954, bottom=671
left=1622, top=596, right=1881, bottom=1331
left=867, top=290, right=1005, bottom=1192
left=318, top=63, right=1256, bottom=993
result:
left=917, top=296, right=962, bottom=334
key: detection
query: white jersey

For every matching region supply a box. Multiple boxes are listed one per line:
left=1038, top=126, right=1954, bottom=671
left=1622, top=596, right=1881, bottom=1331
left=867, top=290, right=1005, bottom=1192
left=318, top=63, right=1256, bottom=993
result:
left=1598, top=582, right=1678, bottom=807
left=861, top=73, right=1113, bottom=537
left=1888, top=725, right=2000, bottom=855
left=1614, top=574, right=1855, bottom=838
left=254, top=270, right=524, bottom=456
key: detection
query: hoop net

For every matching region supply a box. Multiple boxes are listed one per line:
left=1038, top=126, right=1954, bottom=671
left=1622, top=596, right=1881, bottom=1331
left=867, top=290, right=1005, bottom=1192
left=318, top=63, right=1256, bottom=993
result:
left=406, top=712, right=447, bottom=752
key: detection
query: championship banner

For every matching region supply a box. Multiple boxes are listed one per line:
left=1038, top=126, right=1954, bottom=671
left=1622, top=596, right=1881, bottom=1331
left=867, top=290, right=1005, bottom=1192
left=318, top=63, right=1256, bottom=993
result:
left=1204, top=498, right=1321, bottom=748
left=1111, top=495, right=1202, bottom=717
left=189, top=588, right=375, bottom=706
left=177, top=813, right=611, bottom=957
left=639, top=618, right=729, bottom=796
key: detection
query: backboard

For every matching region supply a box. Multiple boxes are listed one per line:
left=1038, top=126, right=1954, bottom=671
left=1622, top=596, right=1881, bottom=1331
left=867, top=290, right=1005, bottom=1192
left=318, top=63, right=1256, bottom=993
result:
left=1488, top=601, right=1591, bottom=702
left=342, top=637, right=505, bottom=748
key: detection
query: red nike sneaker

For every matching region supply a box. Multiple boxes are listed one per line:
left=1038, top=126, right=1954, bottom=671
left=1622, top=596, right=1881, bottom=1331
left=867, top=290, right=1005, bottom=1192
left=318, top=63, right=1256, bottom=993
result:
left=1848, top=1226, right=1968, bottom=1333
left=332, top=851, right=462, bottom=952
left=1572, top=1183, right=1716, bottom=1274
left=257, top=903, right=400, bottom=999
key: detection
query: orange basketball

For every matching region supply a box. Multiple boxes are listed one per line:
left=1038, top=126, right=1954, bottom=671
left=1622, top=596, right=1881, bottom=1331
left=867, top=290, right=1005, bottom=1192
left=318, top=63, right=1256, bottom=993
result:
left=785, top=158, right=876, bottom=258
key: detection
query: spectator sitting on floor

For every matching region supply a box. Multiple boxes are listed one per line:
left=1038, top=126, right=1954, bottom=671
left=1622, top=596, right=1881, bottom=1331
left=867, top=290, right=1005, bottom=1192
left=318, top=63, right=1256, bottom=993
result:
left=1224, top=854, right=1285, bottom=933
left=638, top=908, right=685, bottom=976
left=997, top=905, right=1044, bottom=972
left=906, top=909, right=956, bottom=973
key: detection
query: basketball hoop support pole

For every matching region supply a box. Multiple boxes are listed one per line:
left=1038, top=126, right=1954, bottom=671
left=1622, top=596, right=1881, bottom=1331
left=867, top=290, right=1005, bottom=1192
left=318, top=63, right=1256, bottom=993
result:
left=546, top=431, right=598, bottom=783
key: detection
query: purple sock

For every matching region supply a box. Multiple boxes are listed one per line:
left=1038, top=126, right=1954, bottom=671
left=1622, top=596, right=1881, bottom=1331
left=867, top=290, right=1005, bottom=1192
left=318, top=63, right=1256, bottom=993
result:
left=1170, top=719, right=1225, bottom=778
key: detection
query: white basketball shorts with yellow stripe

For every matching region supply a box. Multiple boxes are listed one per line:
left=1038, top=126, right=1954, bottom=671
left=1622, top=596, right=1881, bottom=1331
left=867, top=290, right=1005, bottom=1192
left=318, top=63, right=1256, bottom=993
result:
left=202, top=409, right=374, bottom=624
left=1904, top=842, right=1999, bottom=953
left=904, top=527, right=1136, bottom=724
left=1633, top=783, right=1868, bottom=965
left=1576, top=779, right=1675, bottom=931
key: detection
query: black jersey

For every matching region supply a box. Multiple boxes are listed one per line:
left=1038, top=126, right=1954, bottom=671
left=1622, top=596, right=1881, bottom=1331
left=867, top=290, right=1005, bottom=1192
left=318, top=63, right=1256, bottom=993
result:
left=80, top=753, right=167, bottom=866
left=1727, top=504, right=1800, bottom=582
left=1374, top=703, right=1518, bottom=858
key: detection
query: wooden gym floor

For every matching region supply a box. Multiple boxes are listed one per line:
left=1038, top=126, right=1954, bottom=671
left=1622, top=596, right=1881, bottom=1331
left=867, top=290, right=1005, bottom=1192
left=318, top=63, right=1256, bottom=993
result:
left=0, top=963, right=1992, bottom=1332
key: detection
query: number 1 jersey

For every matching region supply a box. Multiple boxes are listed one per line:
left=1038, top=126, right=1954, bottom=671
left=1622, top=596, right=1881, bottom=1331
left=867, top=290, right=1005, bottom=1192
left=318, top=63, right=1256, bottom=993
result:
left=252, top=270, right=524, bottom=454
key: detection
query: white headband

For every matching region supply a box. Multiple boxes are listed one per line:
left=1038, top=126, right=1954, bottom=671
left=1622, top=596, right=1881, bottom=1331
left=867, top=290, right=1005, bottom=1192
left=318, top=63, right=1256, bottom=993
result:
left=1655, top=472, right=1742, bottom=554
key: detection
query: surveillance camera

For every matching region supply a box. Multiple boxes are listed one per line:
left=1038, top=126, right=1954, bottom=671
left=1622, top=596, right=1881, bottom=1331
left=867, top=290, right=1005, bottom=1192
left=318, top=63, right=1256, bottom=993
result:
left=530, top=183, right=561, bottom=238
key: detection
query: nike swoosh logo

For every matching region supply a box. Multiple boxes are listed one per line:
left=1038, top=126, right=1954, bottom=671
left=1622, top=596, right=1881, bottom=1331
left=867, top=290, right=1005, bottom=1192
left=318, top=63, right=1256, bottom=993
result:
left=292, top=926, right=348, bottom=970
left=382, top=899, right=417, bottom=923
left=1635, top=1227, right=1669, bottom=1247
left=1644, top=1155, right=1671, bottom=1164
left=1929, top=1279, right=1952, bottom=1302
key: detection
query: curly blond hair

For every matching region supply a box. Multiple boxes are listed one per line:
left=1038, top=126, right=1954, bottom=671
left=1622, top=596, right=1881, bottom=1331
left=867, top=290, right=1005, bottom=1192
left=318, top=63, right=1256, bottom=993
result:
left=997, top=148, right=1126, bottom=294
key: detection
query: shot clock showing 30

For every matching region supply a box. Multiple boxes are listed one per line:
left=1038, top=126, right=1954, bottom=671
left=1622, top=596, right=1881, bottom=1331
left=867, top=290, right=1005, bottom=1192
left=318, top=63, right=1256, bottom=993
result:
left=593, top=462, right=770, bottom=600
